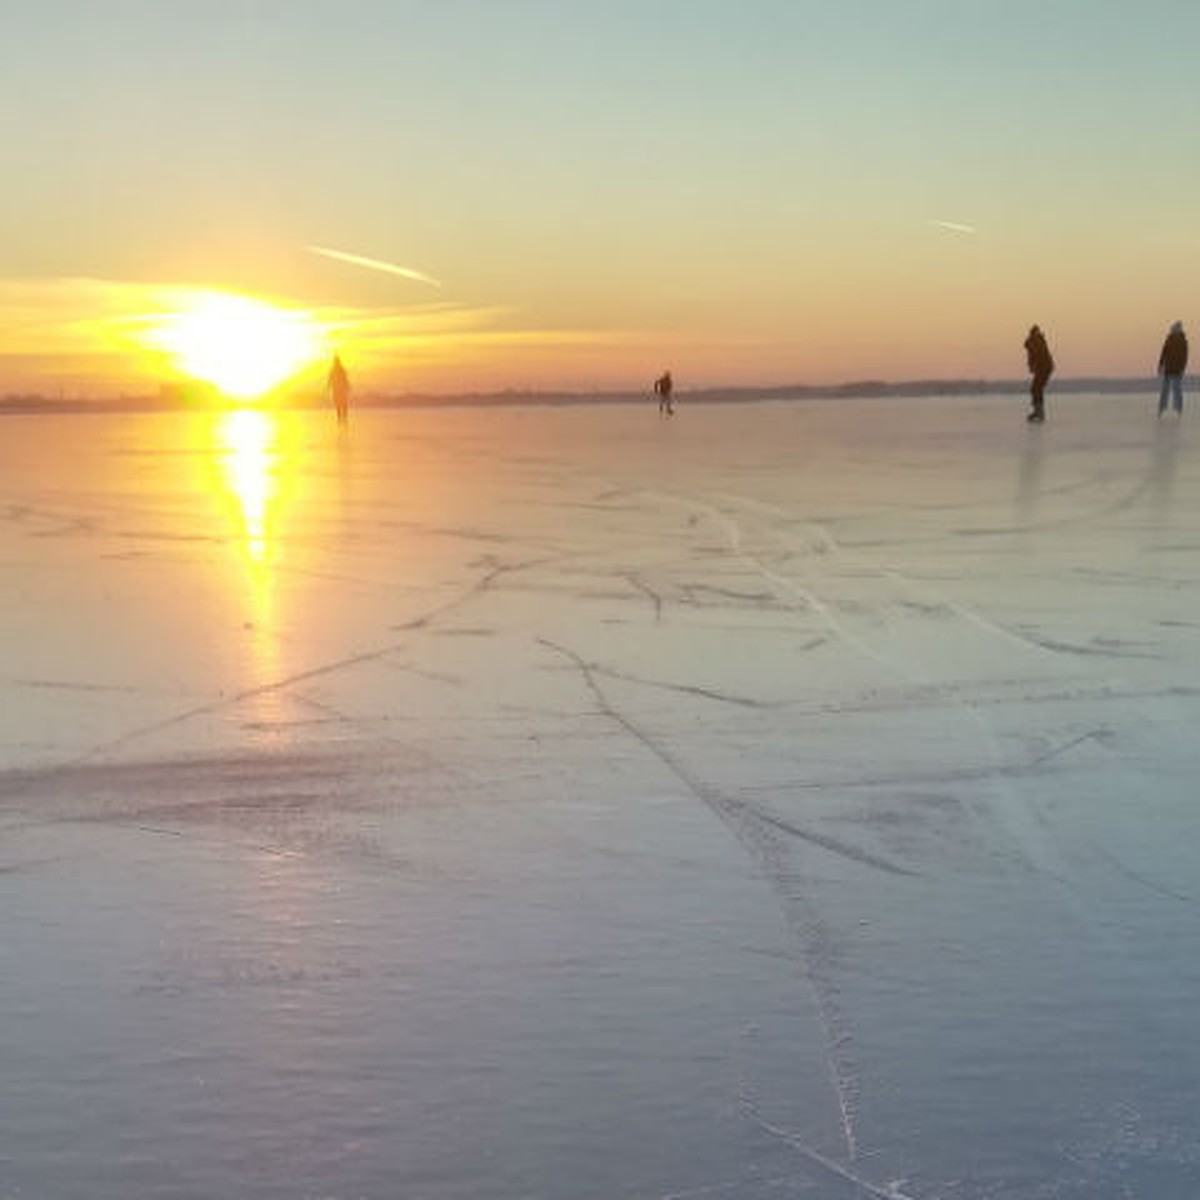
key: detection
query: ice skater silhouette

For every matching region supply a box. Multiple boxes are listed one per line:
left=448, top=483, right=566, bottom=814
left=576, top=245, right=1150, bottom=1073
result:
left=328, top=354, right=350, bottom=425
left=1157, top=321, right=1188, bottom=417
left=1023, top=325, right=1054, bottom=423
left=654, top=370, right=674, bottom=416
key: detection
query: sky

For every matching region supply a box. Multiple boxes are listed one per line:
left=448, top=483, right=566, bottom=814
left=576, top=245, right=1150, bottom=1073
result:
left=3, top=0, right=1200, bottom=398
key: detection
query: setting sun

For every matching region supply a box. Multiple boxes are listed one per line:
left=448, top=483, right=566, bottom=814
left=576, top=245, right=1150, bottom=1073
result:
left=147, top=292, right=327, bottom=399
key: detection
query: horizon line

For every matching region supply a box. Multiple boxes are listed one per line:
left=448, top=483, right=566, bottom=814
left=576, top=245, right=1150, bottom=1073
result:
left=0, top=375, right=1167, bottom=411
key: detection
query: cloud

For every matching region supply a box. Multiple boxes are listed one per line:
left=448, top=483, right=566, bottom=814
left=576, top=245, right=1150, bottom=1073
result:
left=929, top=219, right=977, bottom=235
left=305, top=245, right=443, bottom=289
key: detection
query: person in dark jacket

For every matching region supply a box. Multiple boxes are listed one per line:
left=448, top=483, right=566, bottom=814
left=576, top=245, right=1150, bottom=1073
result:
left=654, top=370, right=674, bottom=416
left=1024, top=325, right=1054, bottom=423
left=1157, top=321, right=1188, bottom=416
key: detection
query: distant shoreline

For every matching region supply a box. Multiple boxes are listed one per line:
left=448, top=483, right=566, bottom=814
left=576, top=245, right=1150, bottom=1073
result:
left=0, top=377, right=1160, bottom=416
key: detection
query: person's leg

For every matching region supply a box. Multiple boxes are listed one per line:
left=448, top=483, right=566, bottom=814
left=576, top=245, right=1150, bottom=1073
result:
left=1160, top=374, right=1171, bottom=415
left=1030, top=374, right=1045, bottom=420
left=1172, top=374, right=1184, bottom=413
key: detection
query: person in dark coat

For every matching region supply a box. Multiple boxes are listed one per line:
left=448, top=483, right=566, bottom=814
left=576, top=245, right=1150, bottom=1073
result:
left=1157, top=321, right=1188, bottom=416
left=1023, top=325, right=1054, bottom=423
left=654, top=370, right=674, bottom=416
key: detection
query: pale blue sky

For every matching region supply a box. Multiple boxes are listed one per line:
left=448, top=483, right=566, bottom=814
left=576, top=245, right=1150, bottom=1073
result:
left=4, top=1, right=1200, bottom=391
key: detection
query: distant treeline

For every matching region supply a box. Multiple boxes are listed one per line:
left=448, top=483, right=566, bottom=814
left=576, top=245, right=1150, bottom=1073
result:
left=0, top=377, right=1164, bottom=415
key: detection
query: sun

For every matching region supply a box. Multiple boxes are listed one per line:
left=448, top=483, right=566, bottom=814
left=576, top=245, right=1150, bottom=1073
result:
left=148, top=292, right=327, bottom=400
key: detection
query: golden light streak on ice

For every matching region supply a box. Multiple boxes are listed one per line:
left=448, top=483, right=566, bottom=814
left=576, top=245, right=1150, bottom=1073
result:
left=217, top=409, right=278, bottom=564
left=214, top=409, right=288, bottom=736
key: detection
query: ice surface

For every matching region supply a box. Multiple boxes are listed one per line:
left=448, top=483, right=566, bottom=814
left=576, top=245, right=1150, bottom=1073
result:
left=1, top=395, right=1199, bottom=1198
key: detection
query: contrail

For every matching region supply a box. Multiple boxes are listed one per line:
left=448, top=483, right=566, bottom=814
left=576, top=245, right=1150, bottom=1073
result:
left=305, top=245, right=443, bottom=289
left=929, top=219, right=977, bottom=235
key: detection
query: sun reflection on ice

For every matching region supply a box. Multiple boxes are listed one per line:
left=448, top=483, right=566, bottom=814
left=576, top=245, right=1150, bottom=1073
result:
left=220, top=409, right=276, bottom=563
left=215, top=409, right=288, bottom=739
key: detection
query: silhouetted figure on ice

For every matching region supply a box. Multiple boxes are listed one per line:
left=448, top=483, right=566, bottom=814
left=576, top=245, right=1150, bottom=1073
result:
left=1157, top=321, right=1188, bottom=417
left=1024, top=325, right=1054, bottom=423
left=654, top=370, right=674, bottom=416
left=328, top=354, right=350, bottom=425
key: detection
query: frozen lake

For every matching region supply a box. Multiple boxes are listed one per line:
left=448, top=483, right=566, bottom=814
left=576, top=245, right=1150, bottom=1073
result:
left=2, top=394, right=1199, bottom=1198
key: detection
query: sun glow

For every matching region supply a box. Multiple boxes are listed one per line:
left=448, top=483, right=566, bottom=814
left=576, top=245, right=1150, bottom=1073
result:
left=148, top=292, right=327, bottom=399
